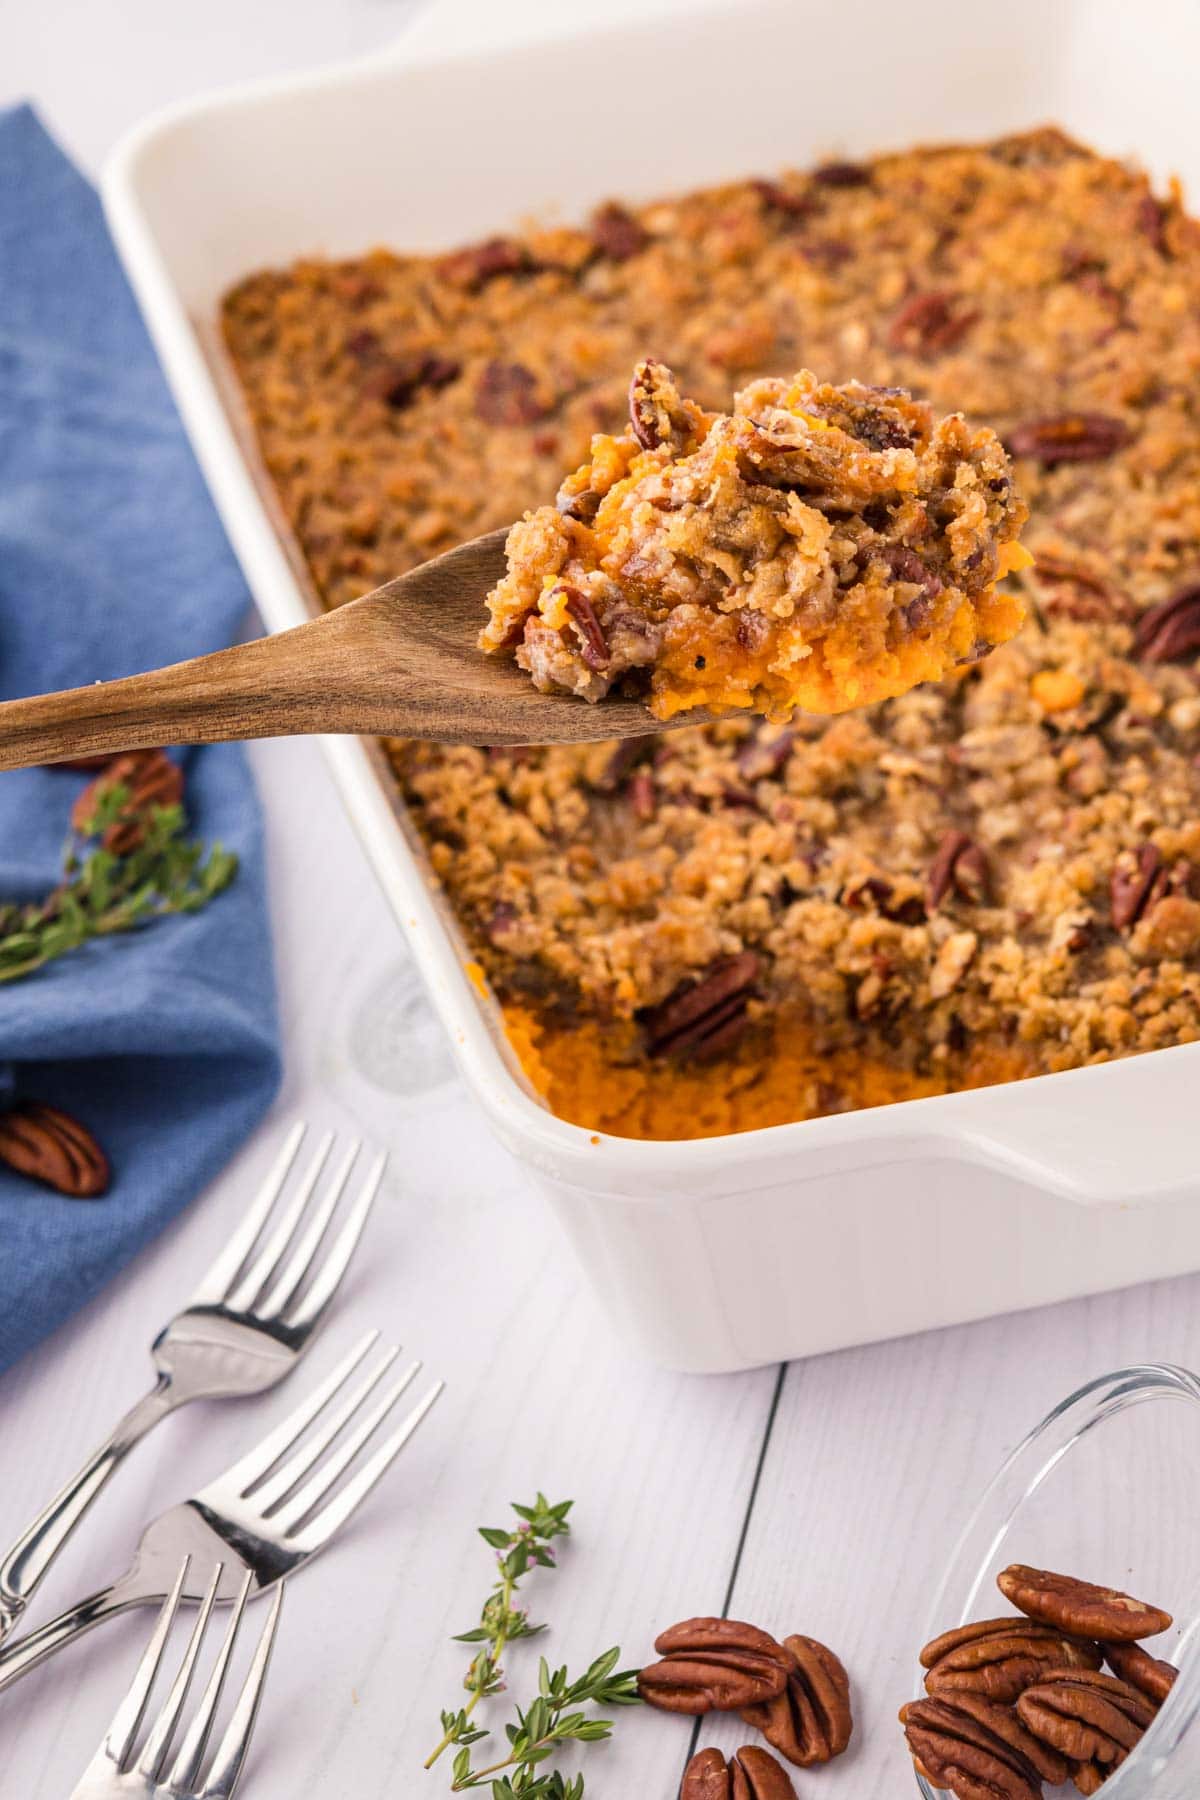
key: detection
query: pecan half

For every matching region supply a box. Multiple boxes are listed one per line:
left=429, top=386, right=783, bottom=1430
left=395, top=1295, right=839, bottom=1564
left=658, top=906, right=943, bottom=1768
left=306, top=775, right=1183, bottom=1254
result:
left=1109, top=844, right=1164, bottom=933
left=638, top=952, right=762, bottom=1061
left=560, top=587, right=609, bottom=671
left=0, top=1101, right=109, bottom=1198
left=928, top=831, right=991, bottom=909
left=638, top=1617, right=790, bottom=1715
left=681, top=1746, right=798, bottom=1800
left=437, top=235, right=531, bottom=290
left=740, top=1633, right=852, bottom=1767
left=590, top=201, right=648, bottom=261
left=1133, top=584, right=1200, bottom=662
left=682, top=1747, right=735, bottom=1800
left=908, top=1690, right=1070, bottom=1786
left=1073, top=1759, right=1106, bottom=1795
left=1016, top=1669, right=1157, bottom=1767
left=998, top=1566, right=1172, bottom=1644
left=729, top=1746, right=797, bottom=1800
left=923, top=1617, right=1101, bottom=1705
left=71, top=748, right=184, bottom=854
left=474, top=361, right=553, bottom=427
left=1006, top=414, right=1131, bottom=465
left=888, top=291, right=979, bottom=355
left=1104, top=1641, right=1178, bottom=1705
left=902, top=1698, right=1043, bottom=1800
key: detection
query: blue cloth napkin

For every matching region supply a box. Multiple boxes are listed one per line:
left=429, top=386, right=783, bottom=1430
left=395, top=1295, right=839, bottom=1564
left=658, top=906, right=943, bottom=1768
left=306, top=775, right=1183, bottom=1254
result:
left=0, top=105, right=281, bottom=1375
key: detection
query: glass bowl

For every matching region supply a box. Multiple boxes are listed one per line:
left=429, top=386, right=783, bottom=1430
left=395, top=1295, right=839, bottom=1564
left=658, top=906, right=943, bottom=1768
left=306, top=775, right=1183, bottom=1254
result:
left=914, top=1365, right=1200, bottom=1800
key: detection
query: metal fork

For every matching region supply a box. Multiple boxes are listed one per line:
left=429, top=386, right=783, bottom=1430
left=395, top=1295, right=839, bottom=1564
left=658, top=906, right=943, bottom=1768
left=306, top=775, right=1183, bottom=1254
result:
left=0, top=1329, right=441, bottom=1694
left=0, top=1121, right=384, bottom=1645
left=70, top=1558, right=282, bottom=1800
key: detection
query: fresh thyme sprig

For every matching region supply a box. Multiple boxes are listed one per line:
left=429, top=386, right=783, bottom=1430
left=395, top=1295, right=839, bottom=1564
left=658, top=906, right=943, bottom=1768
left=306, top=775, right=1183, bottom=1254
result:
left=447, top=1651, right=641, bottom=1797
left=426, top=1495, right=640, bottom=1798
left=427, top=1495, right=573, bottom=1771
left=0, top=782, right=237, bottom=983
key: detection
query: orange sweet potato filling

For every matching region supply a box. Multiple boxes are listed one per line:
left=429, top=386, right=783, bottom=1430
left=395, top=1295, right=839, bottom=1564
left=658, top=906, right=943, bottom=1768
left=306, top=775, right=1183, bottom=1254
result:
left=503, top=1005, right=1030, bottom=1141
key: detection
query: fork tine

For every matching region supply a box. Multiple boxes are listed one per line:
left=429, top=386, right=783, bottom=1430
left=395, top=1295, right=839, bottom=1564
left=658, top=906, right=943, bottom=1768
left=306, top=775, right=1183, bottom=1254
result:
left=203, top=1330, right=380, bottom=1498
left=222, top=1131, right=339, bottom=1314
left=199, top=1582, right=283, bottom=1800
left=293, top=1380, right=444, bottom=1553
left=187, top=1121, right=307, bottom=1308
left=102, top=1555, right=191, bottom=1769
left=247, top=1346, right=405, bottom=1513
left=278, top=1149, right=386, bottom=1334
left=254, top=1139, right=369, bottom=1323
left=271, top=1360, right=422, bottom=1532
left=165, top=1569, right=253, bottom=1793
left=137, top=1562, right=223, bottom=1780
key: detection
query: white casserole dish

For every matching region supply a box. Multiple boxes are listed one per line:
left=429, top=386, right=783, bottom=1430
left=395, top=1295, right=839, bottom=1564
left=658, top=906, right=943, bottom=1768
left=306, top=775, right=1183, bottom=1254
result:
left=102, top=0, right=1200, bottom=1373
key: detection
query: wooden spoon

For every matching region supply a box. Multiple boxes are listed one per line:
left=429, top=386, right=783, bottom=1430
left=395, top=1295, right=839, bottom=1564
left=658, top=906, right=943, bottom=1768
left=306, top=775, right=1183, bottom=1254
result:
left=0, top=529, right=714, bottom=772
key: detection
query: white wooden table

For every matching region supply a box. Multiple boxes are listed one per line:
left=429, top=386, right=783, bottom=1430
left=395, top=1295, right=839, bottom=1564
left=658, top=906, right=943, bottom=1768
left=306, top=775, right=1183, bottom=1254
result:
left=2, top=5, right=1198, bottom=1795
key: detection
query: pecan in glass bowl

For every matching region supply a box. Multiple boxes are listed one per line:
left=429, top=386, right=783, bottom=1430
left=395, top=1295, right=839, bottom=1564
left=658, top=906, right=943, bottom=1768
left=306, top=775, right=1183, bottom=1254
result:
left=911, top=1367, right=1200, bottom=1800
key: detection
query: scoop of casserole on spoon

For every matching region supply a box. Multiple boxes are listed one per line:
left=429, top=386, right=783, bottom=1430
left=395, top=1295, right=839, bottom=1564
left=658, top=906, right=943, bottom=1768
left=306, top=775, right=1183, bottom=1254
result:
left=0, top=366, right=1028, bottom=770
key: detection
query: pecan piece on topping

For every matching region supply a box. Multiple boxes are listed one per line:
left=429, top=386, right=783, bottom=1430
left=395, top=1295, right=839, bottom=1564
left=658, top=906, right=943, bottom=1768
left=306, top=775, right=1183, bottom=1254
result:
left=0, top=1101, right=110, bottom=1199
left=1016, top=1669, right=1157, bottom=1767
left=1137, top=193, right=1171, bottom=254
left=882, top=545, right=943, bottom=601
left=71, top=748, right=184, bottom=854
left=1006, top=414, right=1131, bottom=465
left=1133, top=584, right=1200, bottom=663
left=1104, top=1641, right=1178, bottom=1705
left=998, top=1566, right=1172, bottom=1643
left=813, top=160, right=871, bottom=187
left=736, top=727, right=795, bottom=782
left=922, top=1617, right=1102, bottom=1705
left=927, top=830, right=991, bottom=910
left=589, top=201, right=648, bottom=261
left=588, top=737, right=653, bottom=795
left=474, top=360, right=553, bottom=428
left=559, top=586, right=609, bottom=671
left=628, top=357, right=696, bottom=454
left=740, top=1633, right=853, bottom=1767
left=1033, top=552, right=1129, bottom=624
left=437, top=235, right=531, bottom=291
left=638, top=1617, right=790, bottom=1715
left=361, top=351, right=460, bottom=410
left=902, top=1698, right=1043, bottom=1800
left=556, top=485, right=602, bottom=524
left=751, top=179, right=816, bottom=220
left=888, top=290, right=979, bottom=355
left=1109, top=844, right=1170, bottom=933
left=638, top=952, right=762, bottom=1062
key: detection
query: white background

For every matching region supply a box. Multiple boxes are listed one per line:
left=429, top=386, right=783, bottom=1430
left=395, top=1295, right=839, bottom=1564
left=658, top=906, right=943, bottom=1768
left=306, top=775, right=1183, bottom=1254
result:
left=2, top=4, right=1199, bottom=1796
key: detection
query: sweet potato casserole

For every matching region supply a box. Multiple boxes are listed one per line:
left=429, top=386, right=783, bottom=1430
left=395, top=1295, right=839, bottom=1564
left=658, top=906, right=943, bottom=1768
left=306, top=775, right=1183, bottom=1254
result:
left=223, top=128, right=1200, bottom=1140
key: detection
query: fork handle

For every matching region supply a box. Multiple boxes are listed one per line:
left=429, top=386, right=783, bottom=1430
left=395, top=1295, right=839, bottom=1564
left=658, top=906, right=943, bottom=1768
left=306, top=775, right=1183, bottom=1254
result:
left=0, top=1375, right=176, bottom=1643
left=0, top=1579, right=150, bottom=1692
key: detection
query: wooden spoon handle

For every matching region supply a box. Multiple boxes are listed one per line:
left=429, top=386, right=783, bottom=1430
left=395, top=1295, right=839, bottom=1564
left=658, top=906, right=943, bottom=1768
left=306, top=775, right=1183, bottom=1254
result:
left=0, top=598, right=412, bottom=771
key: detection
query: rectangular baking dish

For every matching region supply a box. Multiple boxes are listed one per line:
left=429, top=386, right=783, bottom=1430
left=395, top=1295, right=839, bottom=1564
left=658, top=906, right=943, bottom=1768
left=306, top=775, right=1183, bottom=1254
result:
left=102, top=0, right=1200, bottom=1372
